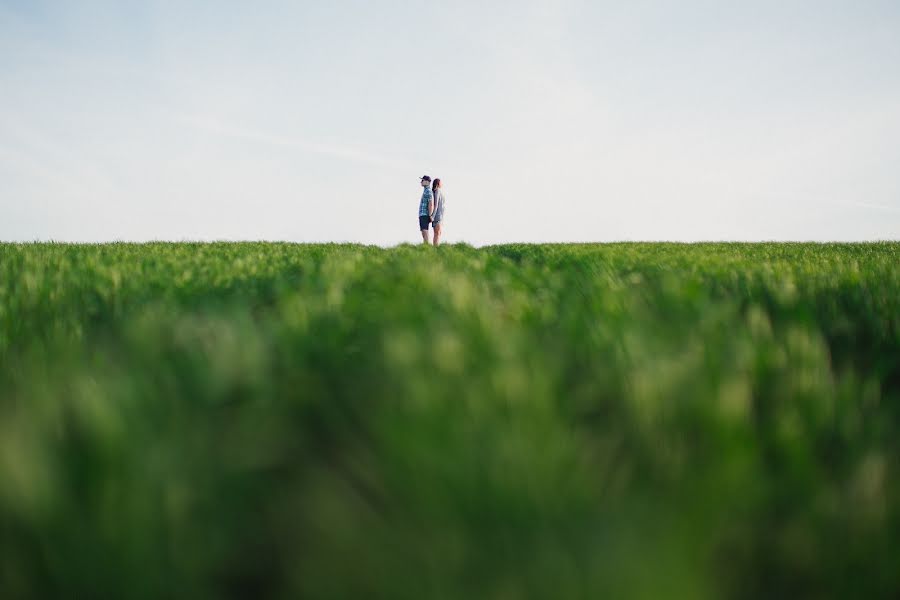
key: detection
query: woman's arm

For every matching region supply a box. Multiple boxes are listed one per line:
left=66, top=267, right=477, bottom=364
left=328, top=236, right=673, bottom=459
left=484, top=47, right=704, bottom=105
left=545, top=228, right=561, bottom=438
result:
left=434, top=190, right=443, bottom=218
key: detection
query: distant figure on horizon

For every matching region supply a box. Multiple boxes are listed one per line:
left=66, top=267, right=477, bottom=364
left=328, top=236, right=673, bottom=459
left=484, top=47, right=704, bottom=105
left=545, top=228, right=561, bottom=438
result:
left=431, top=178, right=446, bottom=247
left=418, top=175, right=433, bottom=244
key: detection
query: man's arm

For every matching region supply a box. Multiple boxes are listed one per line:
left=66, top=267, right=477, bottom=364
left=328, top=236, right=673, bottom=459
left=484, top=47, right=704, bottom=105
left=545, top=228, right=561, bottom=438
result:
left=428, top=192, right=434, bottom=220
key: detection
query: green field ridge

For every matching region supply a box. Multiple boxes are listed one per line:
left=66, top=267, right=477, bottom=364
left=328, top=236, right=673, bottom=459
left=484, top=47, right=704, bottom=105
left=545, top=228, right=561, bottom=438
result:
left=1, top=242, right=898, bottom=599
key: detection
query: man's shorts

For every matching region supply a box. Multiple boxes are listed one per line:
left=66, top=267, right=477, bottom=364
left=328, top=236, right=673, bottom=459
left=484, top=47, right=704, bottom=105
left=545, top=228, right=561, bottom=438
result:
left=419, top=215, right=432, bottom=230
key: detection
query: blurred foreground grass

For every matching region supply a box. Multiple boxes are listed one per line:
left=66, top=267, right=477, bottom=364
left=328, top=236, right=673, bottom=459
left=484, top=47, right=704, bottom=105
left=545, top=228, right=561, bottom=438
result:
left=1, top=242, right=898, bottom=599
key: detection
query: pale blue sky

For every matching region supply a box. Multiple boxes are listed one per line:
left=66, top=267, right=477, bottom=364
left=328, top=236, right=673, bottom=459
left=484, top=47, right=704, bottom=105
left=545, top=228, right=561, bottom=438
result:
left=1, top=0, right=899, bottom=244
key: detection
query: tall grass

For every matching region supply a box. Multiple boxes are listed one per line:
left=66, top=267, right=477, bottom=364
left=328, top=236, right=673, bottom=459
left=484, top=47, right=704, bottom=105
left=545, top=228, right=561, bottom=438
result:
left=1, top=242, right=898, bottom=599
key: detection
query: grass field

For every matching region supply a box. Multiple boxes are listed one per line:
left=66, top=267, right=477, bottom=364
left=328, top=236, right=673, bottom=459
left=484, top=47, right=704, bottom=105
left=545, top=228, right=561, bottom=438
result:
left=1, top=242, right=898, bottom=599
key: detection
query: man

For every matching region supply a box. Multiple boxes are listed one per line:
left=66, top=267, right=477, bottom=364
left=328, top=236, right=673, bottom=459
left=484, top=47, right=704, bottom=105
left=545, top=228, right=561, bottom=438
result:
left=418, top=175, right=434, bottom=244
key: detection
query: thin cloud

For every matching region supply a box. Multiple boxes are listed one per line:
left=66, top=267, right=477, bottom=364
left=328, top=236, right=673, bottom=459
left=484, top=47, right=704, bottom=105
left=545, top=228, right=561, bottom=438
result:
left=835, top=201, right=900, bottom=215
left=175, top=114, right=414, bottom=170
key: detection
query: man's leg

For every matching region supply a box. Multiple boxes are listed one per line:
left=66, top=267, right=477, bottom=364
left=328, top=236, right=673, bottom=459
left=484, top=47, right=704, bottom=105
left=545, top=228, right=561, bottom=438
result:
left=419, top=216, right=430, bottom=244
left=432, top=223, right=442, bottom=246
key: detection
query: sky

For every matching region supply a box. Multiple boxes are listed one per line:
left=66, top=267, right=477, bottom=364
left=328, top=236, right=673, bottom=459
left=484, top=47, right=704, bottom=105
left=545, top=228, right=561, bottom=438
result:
left=1, top=0, right=899, bottom=244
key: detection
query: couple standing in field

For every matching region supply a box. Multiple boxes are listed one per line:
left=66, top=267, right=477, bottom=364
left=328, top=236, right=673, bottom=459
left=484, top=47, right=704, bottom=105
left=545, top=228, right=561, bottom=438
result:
left=418, top=175, right=446, bottom=246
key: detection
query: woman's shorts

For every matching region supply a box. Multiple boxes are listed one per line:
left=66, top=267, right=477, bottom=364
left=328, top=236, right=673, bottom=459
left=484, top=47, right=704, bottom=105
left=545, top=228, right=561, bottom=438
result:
left=419, top=215, right=432, bottom=230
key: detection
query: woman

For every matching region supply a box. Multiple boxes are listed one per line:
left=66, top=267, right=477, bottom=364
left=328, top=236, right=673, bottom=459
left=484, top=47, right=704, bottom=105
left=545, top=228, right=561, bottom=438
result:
left=430, top=178, right=446, bottom=246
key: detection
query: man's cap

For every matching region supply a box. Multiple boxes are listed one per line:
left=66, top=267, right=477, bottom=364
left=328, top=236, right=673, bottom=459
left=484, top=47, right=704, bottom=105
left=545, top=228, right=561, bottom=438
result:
left=420, top=175, right=432, bottom=182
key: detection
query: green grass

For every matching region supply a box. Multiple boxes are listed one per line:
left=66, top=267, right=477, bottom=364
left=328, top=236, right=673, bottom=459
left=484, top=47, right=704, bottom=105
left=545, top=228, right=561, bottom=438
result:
left=1, top=242, right=898, bottom=599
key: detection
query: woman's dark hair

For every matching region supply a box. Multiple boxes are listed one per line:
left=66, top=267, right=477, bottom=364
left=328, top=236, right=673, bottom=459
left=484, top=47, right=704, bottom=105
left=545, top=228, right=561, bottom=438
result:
left=432, top=178, right=441, bottom=192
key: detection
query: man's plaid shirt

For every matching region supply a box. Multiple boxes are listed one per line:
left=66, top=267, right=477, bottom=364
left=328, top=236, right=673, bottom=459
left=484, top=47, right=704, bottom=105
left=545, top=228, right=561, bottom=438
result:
left=418, top=188, right=433, bottom=217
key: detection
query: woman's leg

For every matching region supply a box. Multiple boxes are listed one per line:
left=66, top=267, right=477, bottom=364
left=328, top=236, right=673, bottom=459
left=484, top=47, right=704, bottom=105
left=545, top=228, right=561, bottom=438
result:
left=432, top=223, right=442, bottom=246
